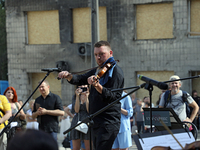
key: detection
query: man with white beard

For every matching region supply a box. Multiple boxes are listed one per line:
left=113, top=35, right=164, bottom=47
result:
left=159, top=75, right=198, bottom=123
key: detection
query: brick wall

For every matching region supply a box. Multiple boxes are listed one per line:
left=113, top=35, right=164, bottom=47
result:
left=5, top=0, right=200, bottom=105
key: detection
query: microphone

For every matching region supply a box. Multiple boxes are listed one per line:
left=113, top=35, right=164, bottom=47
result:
left=41, top=68, right=61, bottom=72
left=137, top=74, right=168, bottom=90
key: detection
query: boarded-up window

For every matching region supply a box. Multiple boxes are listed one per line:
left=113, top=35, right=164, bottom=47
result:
left=136, top=3, right=173, bottom=40
left=136, top=71, right=174, bottom=106
left=27, top=10, right=60, bottom=44
left=189, top=0, right=200, bottom=36
left=191, top=71, right=200, bottom=93
left=73, top=7, right=107, bottom=43
left=31, top=73, right=61, bottom=99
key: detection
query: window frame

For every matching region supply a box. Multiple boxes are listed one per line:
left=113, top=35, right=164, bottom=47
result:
left=187, top=0, right=200, bottom=38
left=134, top=3, right=175, bottom=40
left=24, top=10, right=61, bottom=45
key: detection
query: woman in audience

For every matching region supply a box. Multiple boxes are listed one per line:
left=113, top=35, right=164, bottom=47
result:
left=59, top=104, right=71, bottom=139
left=26, top=99, right=38, bottom=130
left=4, top=87, right=26, bottom=130
left=70, top=85, right=90, bottom=150
left=112, top=91, right=133, bottom=150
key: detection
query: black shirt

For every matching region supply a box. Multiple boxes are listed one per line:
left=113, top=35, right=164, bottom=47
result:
left=193, top=96, right=200, bottom=106
left=33, top=92, right=63, bottom=133
left=69, top=64, right=124, bottom=128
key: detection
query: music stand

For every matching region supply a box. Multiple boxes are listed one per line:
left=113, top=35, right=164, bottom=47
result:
left=132, top=128, right=195, bottom=150
left=143, top=108, right=183, bottom=131
left=134, top=108, right=196, bottom=149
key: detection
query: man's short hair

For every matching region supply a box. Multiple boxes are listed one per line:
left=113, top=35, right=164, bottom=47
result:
left=94, top=41, right=111, bottom=50
left=38, top=80, right=49, bottom=86
left=137, top=98, right=142, bottom=102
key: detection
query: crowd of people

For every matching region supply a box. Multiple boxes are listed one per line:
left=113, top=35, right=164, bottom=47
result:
left=0, top=80, right=64, bottom=150
left=0, top=40, right=200, bottom=150
left=130, top=75, right=200, bottom=135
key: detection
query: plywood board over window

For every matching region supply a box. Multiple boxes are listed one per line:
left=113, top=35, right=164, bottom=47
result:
left=136, top=71, right=174, bottom=106
left=31, top=73, right=61, bottom=100
left=190, top=0, right=200, bottom=36
left=191, top=71, right=200, bottom=93
left=27, top=10, right=60, bottom=44
left=73, top=7, right=107, bottom=43
left=136, top=3, right=173, bottom=40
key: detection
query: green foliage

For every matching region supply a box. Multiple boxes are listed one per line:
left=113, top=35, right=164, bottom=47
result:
left=0, top=0, right=5, bottom=8
left=0, top=3, right=8, bottom=80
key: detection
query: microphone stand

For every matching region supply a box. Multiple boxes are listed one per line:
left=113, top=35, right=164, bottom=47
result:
left=111, top=85, right=142, bottom=92
left=0, top=71, right=53, bottom=137
left=63, top=83, right=147, bottom=136
left=65, top=74, right=200, bottom=142
left=143, top=83, right=154, bottom=133
left=64, top=84, right=146, bottom=150
left=163, top=75, right=200, bottom=83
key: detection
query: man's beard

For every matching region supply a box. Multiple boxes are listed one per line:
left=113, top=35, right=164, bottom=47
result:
left=171, top=88, right=178, bottom=93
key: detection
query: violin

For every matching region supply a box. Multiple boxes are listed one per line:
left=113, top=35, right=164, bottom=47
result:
left=151, top=146, right=172, bottom=150
left=151, top=119, right=200, bottom=150
left=151, top=141, right=200, bottom=150
left=96, top=62, right=112, bottom=79
left=184, top=141, right=200, bottom=150
left=71, top=60, right=118, bottom=75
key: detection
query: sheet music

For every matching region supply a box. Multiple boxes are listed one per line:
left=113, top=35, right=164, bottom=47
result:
left=139, top=132, right=195, bottom=150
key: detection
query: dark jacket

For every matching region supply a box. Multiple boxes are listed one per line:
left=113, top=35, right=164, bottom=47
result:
left=69, top=64, right=124, bottom=128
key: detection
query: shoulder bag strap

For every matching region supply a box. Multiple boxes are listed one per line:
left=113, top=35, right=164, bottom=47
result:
left=0, top=110, right=7, bottom=127
left=15, top=102, right=20, bottom=110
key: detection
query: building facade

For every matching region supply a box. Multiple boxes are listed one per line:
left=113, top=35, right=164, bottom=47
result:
left=5, top=0, right=200, bottom=105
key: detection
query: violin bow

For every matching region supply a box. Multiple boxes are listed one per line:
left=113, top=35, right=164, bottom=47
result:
left=71, top=60, right=119, bottom=74
left=71, top=66, right=98, bottom=74
left=159, top=119, right=184, bottom=150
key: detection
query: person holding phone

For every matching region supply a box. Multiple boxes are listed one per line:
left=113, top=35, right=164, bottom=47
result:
left=70, top=85, right=90, bottom=150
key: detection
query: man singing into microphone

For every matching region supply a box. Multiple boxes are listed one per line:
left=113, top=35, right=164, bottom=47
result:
left=58, top=41, right=124, bottom=150
left=159, top=75, right=198, bottom=123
